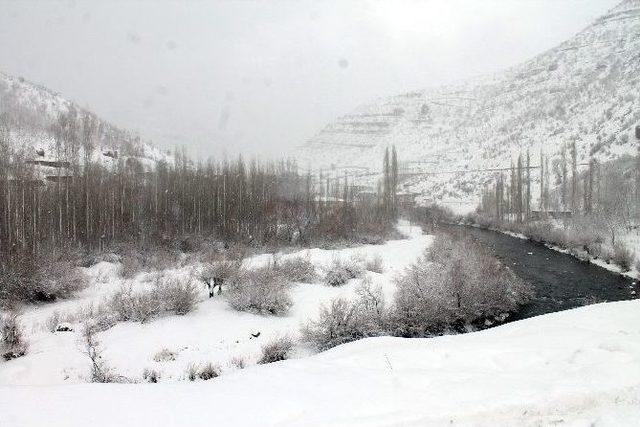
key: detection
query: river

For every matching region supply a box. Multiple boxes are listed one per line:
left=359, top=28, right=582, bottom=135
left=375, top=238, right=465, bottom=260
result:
left=447, top=225, right=637, bottom=320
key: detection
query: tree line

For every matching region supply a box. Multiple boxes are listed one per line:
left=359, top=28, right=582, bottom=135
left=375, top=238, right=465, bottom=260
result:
left=478, top=140, right=623, bottom=223
left=0, top=113, right=401, bottom=267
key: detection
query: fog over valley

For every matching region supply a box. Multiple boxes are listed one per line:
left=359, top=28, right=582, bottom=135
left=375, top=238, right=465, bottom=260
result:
left=0, top=0, right=617, bottom=157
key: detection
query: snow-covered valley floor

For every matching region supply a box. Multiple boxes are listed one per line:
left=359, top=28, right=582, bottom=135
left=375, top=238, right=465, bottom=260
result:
left=1, top=223, right=639, bottom=426
left=0, top=223, right=431, bottom=386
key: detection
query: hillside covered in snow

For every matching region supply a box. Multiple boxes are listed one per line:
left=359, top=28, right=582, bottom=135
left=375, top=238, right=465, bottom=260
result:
left=0, top=71, right=166, bottom=171
left=297, top=0, right=640, bottom=206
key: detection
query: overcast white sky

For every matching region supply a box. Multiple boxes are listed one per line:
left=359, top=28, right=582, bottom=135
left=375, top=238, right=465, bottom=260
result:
left=0, top=0, right=619, bottom=158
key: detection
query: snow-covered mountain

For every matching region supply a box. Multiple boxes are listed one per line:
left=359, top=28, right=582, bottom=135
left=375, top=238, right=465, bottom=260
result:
left=297, top=0, right=640, bottom=206
left=0, top=71, right=166, bottom=169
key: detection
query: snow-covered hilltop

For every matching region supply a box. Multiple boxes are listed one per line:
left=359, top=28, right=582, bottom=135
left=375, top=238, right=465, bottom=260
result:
left=0, top=71, right=166, bottom=168
left=297, top=0, right=640, bottom=205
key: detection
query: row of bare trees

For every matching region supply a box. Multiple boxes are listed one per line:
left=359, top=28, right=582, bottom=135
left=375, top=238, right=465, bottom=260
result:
left=0, top=117, right=398, bottom=267
left=479, top=140, right=618, bottom=223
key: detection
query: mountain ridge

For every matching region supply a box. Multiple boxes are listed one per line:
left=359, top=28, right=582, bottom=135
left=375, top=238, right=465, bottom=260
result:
left=0, top=70, right=166, bottom=169
left=296, top=0, right=640, bottom=208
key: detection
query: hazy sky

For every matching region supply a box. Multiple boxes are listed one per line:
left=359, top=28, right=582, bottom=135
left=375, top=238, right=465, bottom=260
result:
left=0, top=0, right=619, bottom=158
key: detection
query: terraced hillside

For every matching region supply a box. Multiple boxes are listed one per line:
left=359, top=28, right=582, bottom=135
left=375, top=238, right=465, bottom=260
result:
left=297, top=0, right=640, bottom=207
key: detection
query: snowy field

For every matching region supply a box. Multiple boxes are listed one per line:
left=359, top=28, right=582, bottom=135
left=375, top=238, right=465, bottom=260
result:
left=1, top=299, right=639, bottom=426
left=0, top=223, right=431, bottom=385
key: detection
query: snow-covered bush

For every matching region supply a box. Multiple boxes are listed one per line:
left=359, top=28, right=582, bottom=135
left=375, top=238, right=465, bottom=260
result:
left=258, top=336, right=293, bottom=364
left=186, top=363, right=220, bottom=381
left=302, top=280, right=386, bottom=351
left=612, top=242, right=633, bottom=272
left=142, top=368, right=161, bottom=383
left=155, top=276, right=199, bottom=315
left=1, top=311, right=27, bottom=360
left=197, top=363, right=220, bottom=380
left=0, top=256, right=88, bottom=305
left=323, top=268, right=352, bottom=287
left=34, top=259, right=89, bottom=302
left=226, top=267, right=292, bottom=315
left=109, top=287, right=162, bottom=323
left=153, top=348, right=177, bottom=362
left=230, top=355, right=246, bottom=369
left=276, top=256, right=317, bottom=283
left=302, top=298, right=368, bottom=351
left=391, top=235, right=533, bottom=337
left=115, top=244, right=180, bottom=279
left=186, top=364, right=199, bottom=381
left=45, top=310, right=62, bottom=333
left=74, top=302, right=119, bottom=333
left=108, top=275, right=198, bottom=323
left=364, top=255, right=384, bottom=273
left=323, top=257, right=364, bottom=287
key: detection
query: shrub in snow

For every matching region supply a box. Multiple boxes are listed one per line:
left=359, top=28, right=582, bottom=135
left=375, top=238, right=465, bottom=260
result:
left=109, top=286, right=162, bottom=323
left=364, top=255, right=384, bottom=273
left=1, top=311, right=27, bottom=360
left=0, top=255, right=88, bottom=305
left=155, top=276, right=199, bottom=315
left=324, top=268, right=351, bottom=287
left=302, top=299, right=367, bottom=351
left=45, top=310, right=62, bottom=333
left=258, top=336, right=293, bottom=364
left=323, top=257, right=364, bottom=287
left=276, top=256, right=317, bottom=283
left=198, top=363, right=221, bottom=380
left=33, top=258, right=89, bottom=302
left=142, top=368, right=161, bottom=383
left=76, top=302, right=119, bottom=333
left=106, top=275, right=198, bottom=325
left=390, top=235, right=533, bottom=337
left=230, top=355, right=246, bottom=369
left=226, top=267, right=292, bottom=315
left=114, top=243, right=180, bottom=279
left=302, top=281, right=386, bottom=351
left=186, top=364, right=199, bottom=381
left=186, top=363, right=220, bottom=381
left=612, top=242, right=633, bottom=272
left=153, top=348, right=177, bottom=363
left=353, top=278, right=387, bottom=332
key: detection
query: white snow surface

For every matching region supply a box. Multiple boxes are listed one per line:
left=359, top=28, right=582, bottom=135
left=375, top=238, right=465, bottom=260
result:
left=1, top=299, right=639, bottom=426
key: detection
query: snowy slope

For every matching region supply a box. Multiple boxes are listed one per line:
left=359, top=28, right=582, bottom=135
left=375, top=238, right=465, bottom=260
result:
left=0, top=71, right=167, bottom=167
left=297, top=0, right=640, bottom=206
left=1, top=299, right=639, bottom=426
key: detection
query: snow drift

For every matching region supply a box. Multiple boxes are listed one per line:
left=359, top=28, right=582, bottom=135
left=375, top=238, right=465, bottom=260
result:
left=1, top=299, right=639, bottom=427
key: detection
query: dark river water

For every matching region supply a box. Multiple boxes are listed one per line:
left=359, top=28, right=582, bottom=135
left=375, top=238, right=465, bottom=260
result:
left=444, top=225, right=638, bottom=320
